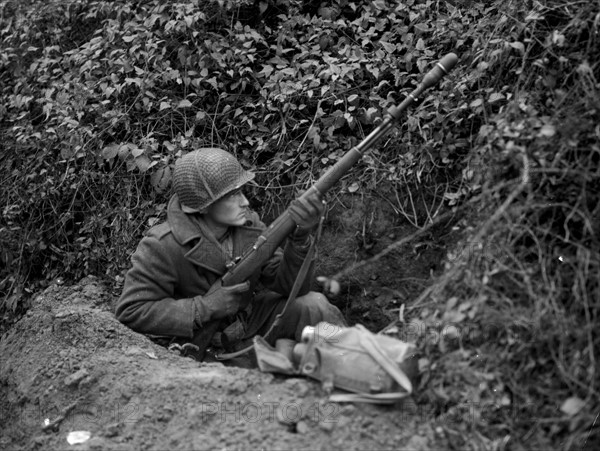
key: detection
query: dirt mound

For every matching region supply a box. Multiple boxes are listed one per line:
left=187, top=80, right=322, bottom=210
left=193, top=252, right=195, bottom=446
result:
left=0, top=276, right=446, bottom=450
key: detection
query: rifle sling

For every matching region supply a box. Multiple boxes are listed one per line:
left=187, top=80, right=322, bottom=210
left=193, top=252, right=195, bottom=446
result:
left=216, top=217, right=324, bottom=361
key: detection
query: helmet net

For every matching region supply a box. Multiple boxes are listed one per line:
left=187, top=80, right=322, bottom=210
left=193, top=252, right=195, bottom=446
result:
left=173, top=148, right=254, bottom=211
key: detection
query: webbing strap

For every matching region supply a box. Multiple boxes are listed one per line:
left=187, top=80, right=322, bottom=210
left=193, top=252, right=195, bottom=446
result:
left=327, top=325, right=413, bottom=404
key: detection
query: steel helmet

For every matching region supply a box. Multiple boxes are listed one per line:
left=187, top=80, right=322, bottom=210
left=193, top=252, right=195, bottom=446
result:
left=173, top=148, right=255, bottom=212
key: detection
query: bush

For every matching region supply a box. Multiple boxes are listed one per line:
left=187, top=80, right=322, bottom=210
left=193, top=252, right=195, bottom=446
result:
left=1, top=0, right=598, bottom=448
left=0, top=0, right=470, bottom=309
left=403, top=1, right=600, bottom=449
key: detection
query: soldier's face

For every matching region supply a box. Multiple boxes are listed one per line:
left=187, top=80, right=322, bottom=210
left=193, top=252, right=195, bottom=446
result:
left=205, top=188, right=250, bottom=227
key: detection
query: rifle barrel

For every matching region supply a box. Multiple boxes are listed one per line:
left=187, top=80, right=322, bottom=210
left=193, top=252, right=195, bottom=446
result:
left=222, top=53, right=458, bottom=286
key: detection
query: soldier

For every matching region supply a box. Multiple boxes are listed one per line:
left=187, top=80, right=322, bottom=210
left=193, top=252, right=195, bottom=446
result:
left=115, top=147, right=345, bottom=363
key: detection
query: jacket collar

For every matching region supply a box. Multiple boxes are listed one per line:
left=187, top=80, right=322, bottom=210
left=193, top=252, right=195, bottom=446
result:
left=167, top=195, right=262, bottom=276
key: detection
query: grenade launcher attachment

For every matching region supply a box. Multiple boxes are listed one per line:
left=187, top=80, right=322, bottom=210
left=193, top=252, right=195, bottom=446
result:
left=221, top=53, right=459, bottom=287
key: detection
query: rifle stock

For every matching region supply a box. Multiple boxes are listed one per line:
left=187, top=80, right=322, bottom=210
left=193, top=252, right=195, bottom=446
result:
left=221, top=53, right=458, bottom=287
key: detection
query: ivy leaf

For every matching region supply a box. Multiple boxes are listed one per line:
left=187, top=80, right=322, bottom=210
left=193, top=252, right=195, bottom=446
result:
left=118, top=144, right=130, bottom=159
left=368, top=66, right=380, bottom=79
left=488, top=93, right=505, bottom=103
left=525, top=11, right=544, bottom=21
left=444, top=193, right=461, bottom=200
left=560, top=397, right=585, bottom=416
left=508, top=41, right=525, bottom=53
left=125, top=77, right=142, bottom=87
left=539, top=124, right=556, bottom=137
left=445, top=296, right=458, bottom=311
left=196, top=111, right=206, bottom=122
left=307, top=126, right=320, bottom=149
left=101, top=143, right=120, bottom=160
left=259, top=1, right=268, bottom=15
left=134, top=155, right=152, bottom=172
left=130, top=147, right=144, bottom=158
left=347, top=182, right=359, bottom=193
left=380, top=41, right=396, bottom=53
left=177, top=99, right=193, bottom=109
left=258, top=65, right=274, bottom=78
left=206, top=77, right=218, bottom=89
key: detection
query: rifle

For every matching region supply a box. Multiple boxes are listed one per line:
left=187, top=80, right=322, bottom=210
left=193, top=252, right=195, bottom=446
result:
left=222, top=53, right=458, bottom=287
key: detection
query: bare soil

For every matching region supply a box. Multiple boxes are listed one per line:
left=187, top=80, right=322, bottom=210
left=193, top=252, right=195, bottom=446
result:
left=1, top=197, right=454, bottom=450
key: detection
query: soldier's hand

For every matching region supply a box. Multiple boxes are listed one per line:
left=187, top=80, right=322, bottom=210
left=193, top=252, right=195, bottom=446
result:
left=316, top=276, right=341, bottom=297
left=288, top=190, right=325, bottom=230
left=194, top=279, right=250, bottom=325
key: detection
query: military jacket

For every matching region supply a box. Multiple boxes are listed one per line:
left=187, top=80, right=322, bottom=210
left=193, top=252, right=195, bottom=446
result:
left=115, top=195, right=312, bottom=338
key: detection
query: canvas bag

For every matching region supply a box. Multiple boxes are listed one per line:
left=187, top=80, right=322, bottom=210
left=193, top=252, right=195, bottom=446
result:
left=254, top=321, right=418, bottom=404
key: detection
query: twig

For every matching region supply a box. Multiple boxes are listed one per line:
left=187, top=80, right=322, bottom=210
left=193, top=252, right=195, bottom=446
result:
left=42, top=399, right=80, bottom=432
left=470, top=149, right=530, bottom=245
left=296, top=100, right=323, bottom=153
left=329, top=170, right=525, bottom=284
left=394, top=187, right=420, bottom=228
left=583, top=412, right=599, bottom=449
left=377, top=151, right=531, bottom=331
left=329, top=209, right=456, bottom=282
left=403, top=171, right=420, bottom=228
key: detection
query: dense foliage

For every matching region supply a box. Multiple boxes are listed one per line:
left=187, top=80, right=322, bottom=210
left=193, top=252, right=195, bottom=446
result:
left=1, top=0, right=598, bottom=449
